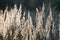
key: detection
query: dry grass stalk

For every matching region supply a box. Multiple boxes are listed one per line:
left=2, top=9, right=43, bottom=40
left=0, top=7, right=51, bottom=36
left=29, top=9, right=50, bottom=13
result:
left=0, top=2, right=59, bottom=40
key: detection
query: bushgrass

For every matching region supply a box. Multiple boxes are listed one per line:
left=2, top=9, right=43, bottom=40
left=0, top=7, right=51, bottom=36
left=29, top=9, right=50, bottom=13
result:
left=0, top=3, right=60, bottom=40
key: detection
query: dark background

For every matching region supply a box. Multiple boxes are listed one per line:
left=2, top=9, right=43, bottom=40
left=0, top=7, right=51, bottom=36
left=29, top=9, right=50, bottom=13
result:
left=0, top=0, right=60, bottom=11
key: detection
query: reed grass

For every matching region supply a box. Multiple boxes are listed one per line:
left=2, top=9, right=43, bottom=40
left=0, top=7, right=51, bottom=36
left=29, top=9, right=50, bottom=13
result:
left=0, top=2, right=60, bottom=40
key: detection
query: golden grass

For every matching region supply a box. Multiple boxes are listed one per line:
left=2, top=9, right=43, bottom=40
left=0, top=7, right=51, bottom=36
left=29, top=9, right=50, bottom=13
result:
left=0, top=3, right=60, bottom=40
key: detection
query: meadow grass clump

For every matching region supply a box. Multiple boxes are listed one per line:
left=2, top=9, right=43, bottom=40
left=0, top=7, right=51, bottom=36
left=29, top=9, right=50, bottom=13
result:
left=0, top=2, right=60, bottom=40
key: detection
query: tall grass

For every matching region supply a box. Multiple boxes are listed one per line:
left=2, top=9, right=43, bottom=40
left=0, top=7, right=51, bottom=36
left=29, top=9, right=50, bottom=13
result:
left=0, top=2, right=60, bottom=40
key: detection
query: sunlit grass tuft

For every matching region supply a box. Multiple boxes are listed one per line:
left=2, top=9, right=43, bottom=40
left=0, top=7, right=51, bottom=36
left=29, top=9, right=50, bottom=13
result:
left=0, top=2, right=60, bottom=40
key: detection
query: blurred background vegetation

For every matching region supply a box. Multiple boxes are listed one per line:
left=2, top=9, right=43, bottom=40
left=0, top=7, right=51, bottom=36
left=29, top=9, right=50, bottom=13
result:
left=0, top=0, right=60, bottom=11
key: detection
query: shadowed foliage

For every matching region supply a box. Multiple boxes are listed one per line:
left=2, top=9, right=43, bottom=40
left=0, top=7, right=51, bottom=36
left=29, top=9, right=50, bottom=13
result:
left=0, top=0, right=60, bottom=11
left=0, top=0, right=44, bottom=11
